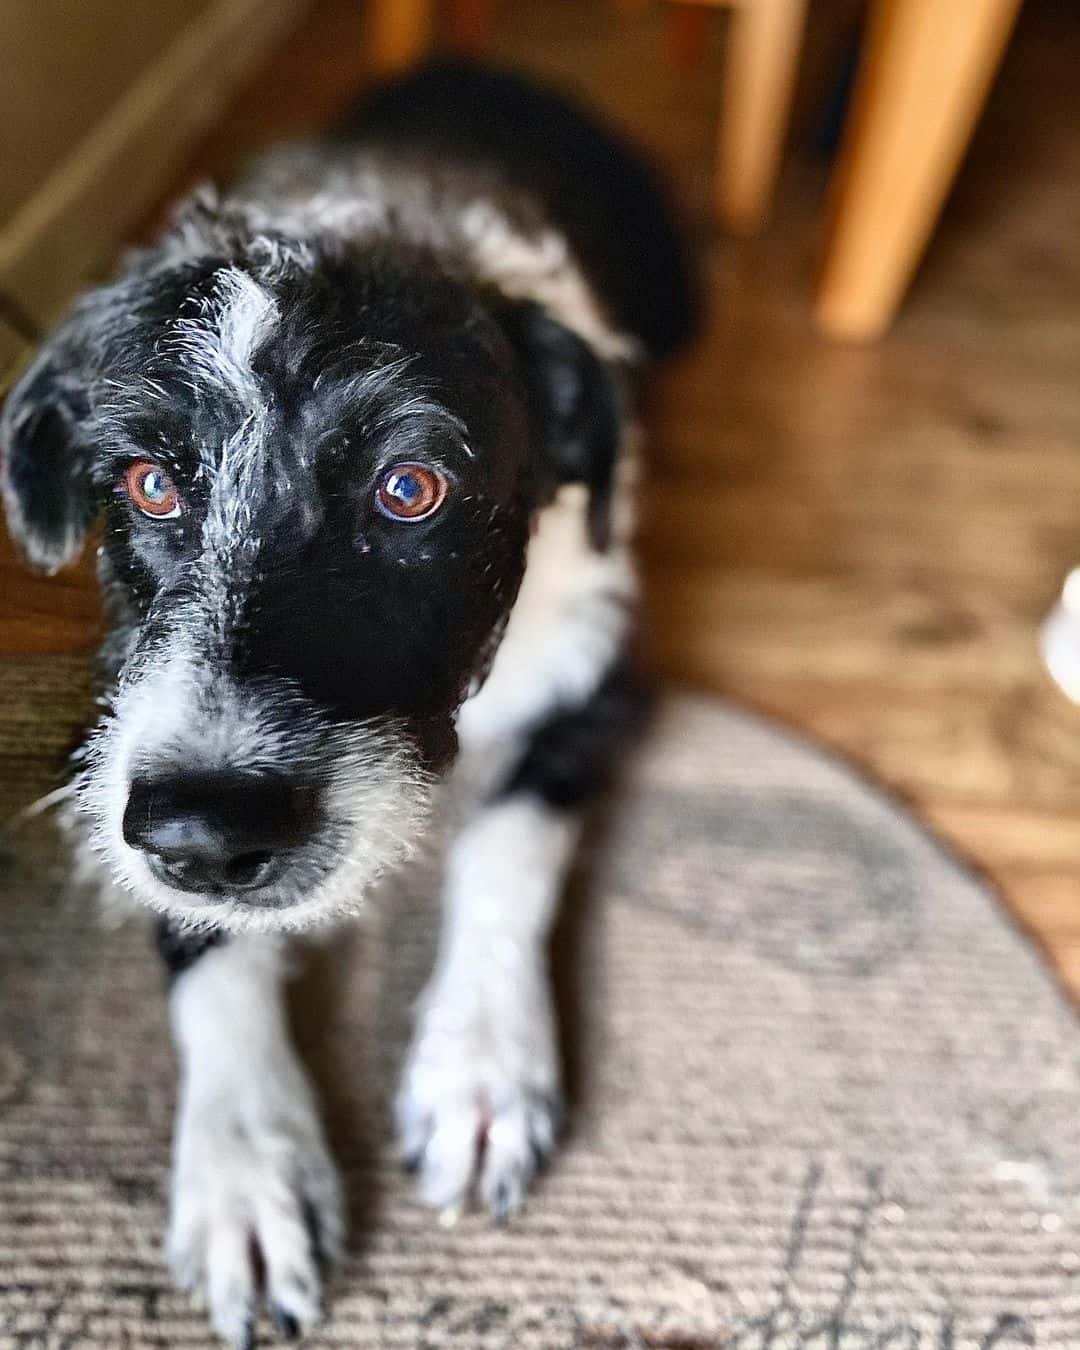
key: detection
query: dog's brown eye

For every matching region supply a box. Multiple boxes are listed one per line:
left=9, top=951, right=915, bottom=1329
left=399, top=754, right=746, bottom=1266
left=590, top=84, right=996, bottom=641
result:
left=125, top=461, right=180, bottom=519
left=375, top=462, right=447, bottom=521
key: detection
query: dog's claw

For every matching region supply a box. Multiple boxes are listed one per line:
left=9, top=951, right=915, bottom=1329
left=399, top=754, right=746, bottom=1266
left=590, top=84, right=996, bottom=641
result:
left=401, top=1149, right=425, bottom=1176
left=168, top=1102, right=342, bottom=1350
left=491, top=1180, right=513, bottom=1227
left=530, top=1138, right=551, bottom=1176
left=273, top=1307, right=301, bottom=1340
left=396, top=948, right=562, bottom=1224
left=301, top=1195, right=333, bottom=1277
left=398, top=1074, right=561, bottom=1222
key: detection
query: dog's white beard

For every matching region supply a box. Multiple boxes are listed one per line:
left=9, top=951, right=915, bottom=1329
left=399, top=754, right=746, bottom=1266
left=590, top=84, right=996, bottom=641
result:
left=72, top=652, right=434, bottom=934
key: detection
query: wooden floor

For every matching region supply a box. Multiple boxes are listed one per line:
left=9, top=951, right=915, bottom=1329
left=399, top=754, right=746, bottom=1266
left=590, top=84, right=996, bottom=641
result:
left=5, top=0, right=1080, bottom=996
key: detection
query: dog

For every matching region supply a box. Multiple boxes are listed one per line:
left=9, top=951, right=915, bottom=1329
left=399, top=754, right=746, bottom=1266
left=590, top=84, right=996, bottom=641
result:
left=1, top=60, right=696, bottom=1346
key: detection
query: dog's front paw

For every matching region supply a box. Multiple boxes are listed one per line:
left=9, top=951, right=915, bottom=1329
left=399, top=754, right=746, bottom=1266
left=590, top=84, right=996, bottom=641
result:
left=395, top=966, right=562, bottom=1223
left=168, top=1100, right=343, bottom=1348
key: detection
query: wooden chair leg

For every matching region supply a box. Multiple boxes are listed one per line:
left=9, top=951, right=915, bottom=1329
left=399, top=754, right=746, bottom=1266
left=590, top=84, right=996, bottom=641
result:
left=717, top=0, right=809, bottom=234
left=815, top=0, right=1023, bottom=341
left=367, top=0, right=435, bottom=75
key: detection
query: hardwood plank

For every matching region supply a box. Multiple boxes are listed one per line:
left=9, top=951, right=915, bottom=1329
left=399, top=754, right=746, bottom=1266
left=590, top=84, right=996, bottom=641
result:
left=1003, top=873, right=1080, bottom=940
left=0, top=530, right=101, bottom=658
left=923, top=804, right=1080, bottom=873
left=644, top=567, right=1044, bottom=694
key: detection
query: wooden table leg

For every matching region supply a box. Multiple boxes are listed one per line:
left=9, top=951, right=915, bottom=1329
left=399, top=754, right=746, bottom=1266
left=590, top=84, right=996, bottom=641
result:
left=815, top=0, right=1023, bottom=341
left=367, top=0, right=435, bottom=75
left=717, top=0, right=809, bottom=234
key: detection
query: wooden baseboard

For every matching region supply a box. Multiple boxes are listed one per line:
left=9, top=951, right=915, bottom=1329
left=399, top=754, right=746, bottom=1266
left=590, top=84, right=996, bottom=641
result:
left=0, top=0, right=316, bottom=329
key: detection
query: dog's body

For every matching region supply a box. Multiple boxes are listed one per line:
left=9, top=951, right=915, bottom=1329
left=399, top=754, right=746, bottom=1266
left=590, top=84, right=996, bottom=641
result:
left=1, top=62, right=695, bottom=1346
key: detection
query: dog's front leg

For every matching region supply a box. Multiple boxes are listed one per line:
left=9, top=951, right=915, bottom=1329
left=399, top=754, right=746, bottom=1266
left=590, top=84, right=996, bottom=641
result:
left=162, top=927, right=343, bottom=1348
left=395, top=793, right=579, bottom=1222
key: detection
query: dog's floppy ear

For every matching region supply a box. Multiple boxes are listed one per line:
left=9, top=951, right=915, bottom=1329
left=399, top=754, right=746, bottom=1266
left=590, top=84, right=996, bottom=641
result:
left=499, top=300, right=623, bottom=550
left=1, top=341, right=97, bottom=573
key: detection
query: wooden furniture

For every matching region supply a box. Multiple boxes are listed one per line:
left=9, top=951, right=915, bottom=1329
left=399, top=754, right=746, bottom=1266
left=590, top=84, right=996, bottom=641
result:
left=367, top=0, right=433, bottom=72
left=367, top=0, right=499, bottom=72
left=674, top=0, right=810, bottom=235
left=673, top=0, right=1024, bottom=337
left=816, top=0, right=1024, bottom=339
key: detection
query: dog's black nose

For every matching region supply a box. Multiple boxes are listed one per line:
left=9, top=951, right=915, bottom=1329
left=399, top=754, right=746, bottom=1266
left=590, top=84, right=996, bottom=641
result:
left=122, top=775, right=316, bottom=896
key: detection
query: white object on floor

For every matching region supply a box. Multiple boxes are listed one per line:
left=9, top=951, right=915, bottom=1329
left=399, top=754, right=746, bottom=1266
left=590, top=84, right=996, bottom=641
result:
left=1040, top=568, right=1080, bottom=702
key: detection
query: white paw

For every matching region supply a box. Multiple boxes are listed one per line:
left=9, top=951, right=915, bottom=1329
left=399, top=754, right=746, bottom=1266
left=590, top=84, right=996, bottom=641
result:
left=395, top=963, right=562, bottom=1222
left=167, top=1098, right=343, bottom=1348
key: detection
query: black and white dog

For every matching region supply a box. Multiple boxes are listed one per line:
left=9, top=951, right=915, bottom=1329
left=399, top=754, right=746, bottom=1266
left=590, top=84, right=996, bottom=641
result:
left=1, top=62, right=696, bottom=1346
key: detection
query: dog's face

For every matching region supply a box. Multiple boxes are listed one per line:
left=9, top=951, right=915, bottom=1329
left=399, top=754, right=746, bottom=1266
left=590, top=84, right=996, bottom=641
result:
left=1, top=233, right=620, bottom=931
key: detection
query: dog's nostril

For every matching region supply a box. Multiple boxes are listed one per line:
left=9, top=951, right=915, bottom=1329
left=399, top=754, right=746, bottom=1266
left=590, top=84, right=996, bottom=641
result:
left=147, top=848, right=283, bottom=894
left=223, top=850, right=275, bottom=887
left=147, top=849, right=284, bottom=897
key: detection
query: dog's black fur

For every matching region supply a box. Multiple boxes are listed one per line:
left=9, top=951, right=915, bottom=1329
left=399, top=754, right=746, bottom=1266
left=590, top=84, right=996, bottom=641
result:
left=498, top=655, right=649, bottom=810
left=156, top=918, right=225, bottom=982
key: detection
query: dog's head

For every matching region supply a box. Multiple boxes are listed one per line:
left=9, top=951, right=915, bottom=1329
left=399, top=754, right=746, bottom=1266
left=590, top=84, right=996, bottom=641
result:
left=1, top=218, right=621, bottom=931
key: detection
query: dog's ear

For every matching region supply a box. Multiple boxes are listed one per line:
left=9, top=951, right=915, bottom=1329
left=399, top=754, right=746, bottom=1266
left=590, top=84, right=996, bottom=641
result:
left=499, top=300, right=623, bottom=550
left=1, top=341, right=97, bottom=573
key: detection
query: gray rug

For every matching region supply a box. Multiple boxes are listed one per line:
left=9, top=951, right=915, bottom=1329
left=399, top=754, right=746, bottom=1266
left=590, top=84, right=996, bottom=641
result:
left=1, top=657, right=1079, bottom=1348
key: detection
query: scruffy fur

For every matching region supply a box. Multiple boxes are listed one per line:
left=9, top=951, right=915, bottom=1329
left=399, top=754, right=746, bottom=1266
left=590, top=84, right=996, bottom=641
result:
left=1, top=60, right=695, bottom=1347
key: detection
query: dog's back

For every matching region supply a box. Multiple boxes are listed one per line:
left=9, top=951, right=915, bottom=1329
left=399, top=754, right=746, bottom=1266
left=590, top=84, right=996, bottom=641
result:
left=340, top=59, right=700, bottom=361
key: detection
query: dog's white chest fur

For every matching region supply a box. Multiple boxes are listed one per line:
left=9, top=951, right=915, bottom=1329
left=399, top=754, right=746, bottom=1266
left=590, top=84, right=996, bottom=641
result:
left=457, top=472, right=637, bottom=760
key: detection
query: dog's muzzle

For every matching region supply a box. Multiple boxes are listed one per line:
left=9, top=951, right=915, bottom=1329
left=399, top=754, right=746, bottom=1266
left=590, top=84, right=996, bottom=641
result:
left=122, top=773, right=318, bottom=901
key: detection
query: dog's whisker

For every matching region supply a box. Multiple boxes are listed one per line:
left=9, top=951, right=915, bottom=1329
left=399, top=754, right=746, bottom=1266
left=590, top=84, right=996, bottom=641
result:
left=8, top=781, right=77, bottom=827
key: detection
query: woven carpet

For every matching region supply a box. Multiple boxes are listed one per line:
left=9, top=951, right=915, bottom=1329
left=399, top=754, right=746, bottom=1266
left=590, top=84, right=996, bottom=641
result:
left=1, top=655, right=1079, bottom=1348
